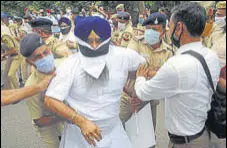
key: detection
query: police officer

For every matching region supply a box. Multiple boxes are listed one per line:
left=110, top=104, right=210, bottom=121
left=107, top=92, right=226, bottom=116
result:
left=111, top=12, right=134, bottom=47
left=116, top=4, right=125, bottom=13
left=31, top=18, right=72, bottom=61
left=20, top=33, right=63, bottom=148
left=1, top=32, right=23, bottom=89
left=120, top=12, right=173, bottom=131
left=205, top=1, right=226, bottom=49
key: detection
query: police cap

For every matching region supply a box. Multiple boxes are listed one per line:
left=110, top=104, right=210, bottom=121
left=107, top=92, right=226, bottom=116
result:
left=142, top=12, right=167, bottom=26
left=117, top=12, right=130, bottom=21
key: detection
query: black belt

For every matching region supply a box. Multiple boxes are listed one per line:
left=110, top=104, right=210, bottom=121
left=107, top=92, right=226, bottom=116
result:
left=168, top=127, right=206, bottom=144
left=11, top=53, right=18, bottom=57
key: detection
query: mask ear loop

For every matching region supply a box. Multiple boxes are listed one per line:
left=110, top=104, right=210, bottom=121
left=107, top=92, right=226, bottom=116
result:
left=171, top=22, right=184, bottom=48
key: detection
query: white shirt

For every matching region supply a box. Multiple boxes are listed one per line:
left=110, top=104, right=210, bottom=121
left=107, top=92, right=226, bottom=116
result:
left=59, top=31, right=75, bottom=42
left=45, top=15, right=58, bottom=25
left=22, top=23, right=32, bottom=33
left=135, top=42, right=221, bottom=136
left=46, top=45, right=145, bottom=148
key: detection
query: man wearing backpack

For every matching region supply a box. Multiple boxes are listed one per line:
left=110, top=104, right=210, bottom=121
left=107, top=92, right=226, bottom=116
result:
left=134, top=2, right=223, bottom=148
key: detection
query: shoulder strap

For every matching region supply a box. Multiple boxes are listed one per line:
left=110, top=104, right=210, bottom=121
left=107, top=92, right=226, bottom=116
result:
left=182, top=50, right=217, bottom=96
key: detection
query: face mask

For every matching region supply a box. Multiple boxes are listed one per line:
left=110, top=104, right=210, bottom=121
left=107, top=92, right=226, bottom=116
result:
left=138, top=18, right=144, bottom=25
left=118, top=22, right=126, bottom=31
left=34, top=53, right=55, bottom=74
left=51, top=26, right=61, bottom=33
left=60, top=25, right=71, bottom=34
left=144, top=29, right=160, bottom=45
left=79, top=41, right=110, bottom=57
left=215, top=16, right=226, bottom=28
left=170, top=23, right=183, bottom=48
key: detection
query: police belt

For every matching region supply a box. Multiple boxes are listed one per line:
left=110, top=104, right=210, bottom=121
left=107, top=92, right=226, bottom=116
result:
left=168, top=127, right=206, bottom=144
left=10, top=53, right=18, bottom=57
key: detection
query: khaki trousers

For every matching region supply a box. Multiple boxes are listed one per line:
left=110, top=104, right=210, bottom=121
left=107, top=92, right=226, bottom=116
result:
left=33, top=121, right=63, bottom=148
left=7, top=56, right=21, bottom=89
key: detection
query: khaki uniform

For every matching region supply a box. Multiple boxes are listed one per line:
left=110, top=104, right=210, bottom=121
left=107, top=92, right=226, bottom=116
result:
left=211, top=30, right=226, bottom=67
left=46, top=36, right=73, bottom=59
left=25, top=69, right=63, bottom=148
left=8, top=23, right=20, bottom=38
left=111, top=23, right=134, bottom=48
left=1, top=33, right=23, bottom=89
left=24, top=36, right=70, bottom=148
left=120, top=36, right=173, bottom=130
left=203, top=23, right=225, bottom=48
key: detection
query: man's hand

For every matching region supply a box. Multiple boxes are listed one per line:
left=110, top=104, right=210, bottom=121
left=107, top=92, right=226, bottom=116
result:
left=66, top=40, right=75, bottom=49
left=130, top=91, right=143, bottom=113
left=37, top=72, right=56, bottom=91
left=33, top=116, right=58, bottom=127
left=78, top=117, right=102, bottom=146
left=147, top=70, right=157, bottom=78
left=136, top=64, right=149, bottom=78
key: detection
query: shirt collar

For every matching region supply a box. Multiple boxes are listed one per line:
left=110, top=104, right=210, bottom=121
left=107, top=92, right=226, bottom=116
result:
left=175, top=41, right=203, bottom=55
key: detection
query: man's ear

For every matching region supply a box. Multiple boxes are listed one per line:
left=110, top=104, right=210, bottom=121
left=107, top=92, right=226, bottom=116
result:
left=175, top=22, right=183, bottom=39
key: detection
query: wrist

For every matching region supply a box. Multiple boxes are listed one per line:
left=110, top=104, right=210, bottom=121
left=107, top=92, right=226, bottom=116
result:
left=72, top=112, right=86, bottom=127
left=36, top=83, right=44, bottom=92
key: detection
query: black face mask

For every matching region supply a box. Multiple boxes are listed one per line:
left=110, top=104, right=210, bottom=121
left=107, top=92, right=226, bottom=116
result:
left=60, top=25, right=72, bottom=35
left=170, top=22, right=183, bottom=48
left=79, top=41, right=110, bottom=57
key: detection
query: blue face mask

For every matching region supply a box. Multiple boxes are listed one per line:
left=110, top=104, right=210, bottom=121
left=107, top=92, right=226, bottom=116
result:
left=51, top=26, right=61, bottom=33
left=138, top=18, right=144, bottom=24
left=34, top=53, right=55, bottom=74
left=144, top=29, right=160, bottom=45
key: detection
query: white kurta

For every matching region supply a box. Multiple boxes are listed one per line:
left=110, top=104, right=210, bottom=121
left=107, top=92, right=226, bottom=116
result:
left=46, top=45, right=145, bottom=148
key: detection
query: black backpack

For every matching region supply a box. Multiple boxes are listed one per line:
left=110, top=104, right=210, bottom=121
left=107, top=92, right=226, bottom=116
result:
left=183, top=50, right=226, bottom=139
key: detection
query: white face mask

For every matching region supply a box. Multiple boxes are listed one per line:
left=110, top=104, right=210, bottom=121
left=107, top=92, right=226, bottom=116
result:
left=118, top=22, right=126, bottom=31
left=215, top=16, right=226, bottom=28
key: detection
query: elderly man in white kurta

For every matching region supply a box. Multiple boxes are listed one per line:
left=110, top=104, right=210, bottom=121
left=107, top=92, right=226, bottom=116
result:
left=44, top=16, right=145, bottom=148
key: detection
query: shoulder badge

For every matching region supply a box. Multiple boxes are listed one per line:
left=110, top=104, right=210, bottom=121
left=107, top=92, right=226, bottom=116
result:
left=122, top=32, right=132, bottom=41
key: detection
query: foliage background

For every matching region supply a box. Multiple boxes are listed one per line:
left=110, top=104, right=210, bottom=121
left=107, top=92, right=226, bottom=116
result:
left=1, top=1, right=185, bottom=17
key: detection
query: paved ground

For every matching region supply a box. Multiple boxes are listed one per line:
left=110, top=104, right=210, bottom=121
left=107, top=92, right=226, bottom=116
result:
left=1, top=101, right=46, bottom=148
left=1, top=90, right=169, bottom=148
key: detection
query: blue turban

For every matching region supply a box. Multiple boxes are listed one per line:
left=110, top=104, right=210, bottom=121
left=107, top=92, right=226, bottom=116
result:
left=74, top=16, right=111, bottom=42
left=58, top=17, right=71, bottom=26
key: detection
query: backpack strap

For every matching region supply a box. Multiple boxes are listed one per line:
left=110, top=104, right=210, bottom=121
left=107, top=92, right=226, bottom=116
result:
left=182, top=50, right=218, bottom=140
left=182, top=50, right=217, bottom=97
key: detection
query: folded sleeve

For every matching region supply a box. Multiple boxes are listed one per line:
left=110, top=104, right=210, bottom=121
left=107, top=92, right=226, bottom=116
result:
left=45, top=57, right=76, bottom=101
left=135, top=60, right=179, bottom=101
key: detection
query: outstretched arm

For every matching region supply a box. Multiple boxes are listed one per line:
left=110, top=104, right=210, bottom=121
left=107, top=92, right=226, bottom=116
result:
left=1, top=73, right=56, bottom=106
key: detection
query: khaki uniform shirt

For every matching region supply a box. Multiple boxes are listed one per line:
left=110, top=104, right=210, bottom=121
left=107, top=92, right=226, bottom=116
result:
left=25, top=71, right=49, bottom=119
left=123, top=36, right=173, bottom=103
left=211, top=32, right=226, bottom=67
left=46, top=36, right=70, bottom=58
left=111, top=23, right=134, bottom=48
left=204, top=23, right=225, bottom=48
left=25, top=60, right=65, bottom=120
left=1, top=33, right=23, bottom=61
